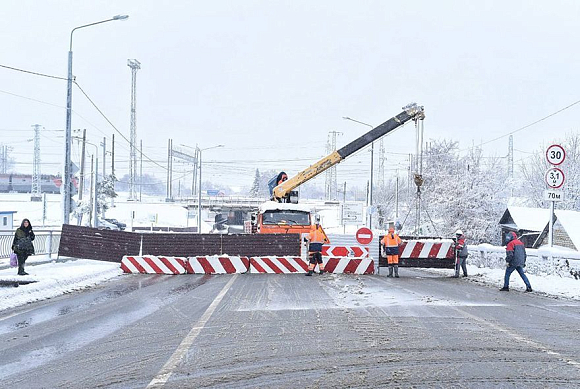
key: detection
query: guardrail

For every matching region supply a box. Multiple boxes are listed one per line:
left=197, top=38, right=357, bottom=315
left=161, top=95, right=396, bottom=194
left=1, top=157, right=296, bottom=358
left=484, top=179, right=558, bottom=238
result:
left=0, top=230, right=61, bottom=259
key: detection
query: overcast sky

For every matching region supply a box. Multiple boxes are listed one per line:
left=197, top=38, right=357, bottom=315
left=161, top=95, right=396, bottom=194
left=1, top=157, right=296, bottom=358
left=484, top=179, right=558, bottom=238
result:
left=2, top=0, right=579, bottom=192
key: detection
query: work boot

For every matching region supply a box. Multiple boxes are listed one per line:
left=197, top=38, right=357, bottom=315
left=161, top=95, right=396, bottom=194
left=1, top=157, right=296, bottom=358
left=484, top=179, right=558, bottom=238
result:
left=525, top=287, right=533, bottom=292
left=319, top=270, right=325, bottom=275
left=499, top=287, right=509, bottom=291
left=394, top=265, right=399, bottom=278
left=305, top=270, right=313, bottom=276
left=387, top=266, right=393, bottom=277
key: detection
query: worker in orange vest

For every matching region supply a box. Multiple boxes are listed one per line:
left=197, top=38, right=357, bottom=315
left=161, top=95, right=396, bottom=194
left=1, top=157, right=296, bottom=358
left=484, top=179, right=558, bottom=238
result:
left=305, top=215, right=330, bottom=276
left=381, top=226, right=402, bottom=277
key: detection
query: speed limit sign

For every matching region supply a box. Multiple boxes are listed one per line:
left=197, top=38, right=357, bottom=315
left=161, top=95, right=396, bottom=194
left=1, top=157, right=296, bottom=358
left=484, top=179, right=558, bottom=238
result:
left=545, top=167, right=565, bottom=188
left=546, top=144, right=566, bottom=165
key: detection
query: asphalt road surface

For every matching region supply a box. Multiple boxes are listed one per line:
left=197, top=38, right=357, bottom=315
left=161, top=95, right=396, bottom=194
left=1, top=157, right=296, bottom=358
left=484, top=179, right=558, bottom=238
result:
left=1, top=269, right=580, bottom=388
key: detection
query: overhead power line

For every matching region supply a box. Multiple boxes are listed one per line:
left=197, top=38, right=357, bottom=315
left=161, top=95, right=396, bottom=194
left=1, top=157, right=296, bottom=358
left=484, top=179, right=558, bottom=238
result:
left=0, top=63, right=67, bottom=80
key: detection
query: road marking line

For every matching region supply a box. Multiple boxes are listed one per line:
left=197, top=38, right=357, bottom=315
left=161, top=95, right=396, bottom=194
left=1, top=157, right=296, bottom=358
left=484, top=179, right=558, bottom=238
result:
left=146, top=274, right=238, bottom=388
left=454, top=307, right=580, bottom=369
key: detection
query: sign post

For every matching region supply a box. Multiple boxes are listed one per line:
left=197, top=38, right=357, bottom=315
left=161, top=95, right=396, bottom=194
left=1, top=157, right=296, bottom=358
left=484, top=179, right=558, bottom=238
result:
left=545, top=145, right=566, bottom=247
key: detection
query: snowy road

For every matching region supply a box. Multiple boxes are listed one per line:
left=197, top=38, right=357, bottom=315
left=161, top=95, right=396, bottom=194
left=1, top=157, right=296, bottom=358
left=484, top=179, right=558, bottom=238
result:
left=1, top=270, right=580, bottom=388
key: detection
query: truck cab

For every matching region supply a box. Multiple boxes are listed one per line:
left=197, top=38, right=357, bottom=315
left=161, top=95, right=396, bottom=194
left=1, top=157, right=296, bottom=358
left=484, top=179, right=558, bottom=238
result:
left=254, top=201, right=312, bottom=234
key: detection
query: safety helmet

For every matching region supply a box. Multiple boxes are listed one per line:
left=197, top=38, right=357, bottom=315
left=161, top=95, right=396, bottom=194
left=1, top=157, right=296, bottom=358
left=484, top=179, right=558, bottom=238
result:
left=455, top=229, right=463, bottom=235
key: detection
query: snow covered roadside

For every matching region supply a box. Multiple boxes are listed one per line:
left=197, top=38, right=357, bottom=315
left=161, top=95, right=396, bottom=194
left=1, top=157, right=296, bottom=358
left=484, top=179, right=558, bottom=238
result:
left=0, top=259, right=123, bottom=312
left=425, top=264, right=580, bottom=300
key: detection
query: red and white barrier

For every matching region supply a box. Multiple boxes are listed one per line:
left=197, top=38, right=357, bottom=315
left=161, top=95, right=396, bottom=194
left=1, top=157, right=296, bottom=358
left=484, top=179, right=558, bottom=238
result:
left=322, top=245, right=369, bottom=258
left=250, top=256, right=374, bottom=275
left=186, top=256, right=250, bottom=274
left=399, top=240, right=455, bottom=260
left=323, top=257, right=374, bottom=274
left=250, top=257, right=309, bottom=274
left=121, top=256, right=188, bottom=274
left=121, top=255, right=375, bottom=275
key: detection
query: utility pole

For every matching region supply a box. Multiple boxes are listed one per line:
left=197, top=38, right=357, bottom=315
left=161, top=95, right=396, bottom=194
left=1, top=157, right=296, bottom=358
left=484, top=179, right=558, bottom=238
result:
left=101, top=137, right=106, bottom=178
left=31, top=124, right=42, bottom=201
left=128, top=59, right=141, bottom=200
left=78, top=129, right=86, bottom=202
left=166, top=139, right=173, bottom=201
left=139, top=139, right=143, bottom=202
left=111, top=133, right=115, bottom=178
left=508, top=135, right=514, bottom=178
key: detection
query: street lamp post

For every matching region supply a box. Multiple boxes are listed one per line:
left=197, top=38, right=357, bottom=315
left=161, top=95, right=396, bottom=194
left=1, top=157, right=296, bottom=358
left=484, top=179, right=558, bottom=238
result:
left=343, top=116, right=375, bottom=229
left=62, top=14, right=128, bottom=225
left=74, top=137, right=99, bottom=227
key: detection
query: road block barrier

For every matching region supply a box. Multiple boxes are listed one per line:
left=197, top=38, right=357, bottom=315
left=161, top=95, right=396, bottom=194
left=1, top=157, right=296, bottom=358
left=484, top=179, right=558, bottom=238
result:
left=121, top=255, right=375, bottom=275
left=250, top=256, right=374, bottom=274
left=323, top=257, right=374, bottom=274
left=121, top=256, right=188, bottom=274
left=250, top=257, right=310, bottom=274
left=322, top=245, right=369, bottom=258
left=399, top=240, right=455, bottom=260
left=186, top=256, right=250, bottom=274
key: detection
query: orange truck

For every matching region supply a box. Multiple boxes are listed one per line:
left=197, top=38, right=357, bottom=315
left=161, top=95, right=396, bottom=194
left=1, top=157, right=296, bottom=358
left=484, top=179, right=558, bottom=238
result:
left=250, top=103, right=425, bottom=234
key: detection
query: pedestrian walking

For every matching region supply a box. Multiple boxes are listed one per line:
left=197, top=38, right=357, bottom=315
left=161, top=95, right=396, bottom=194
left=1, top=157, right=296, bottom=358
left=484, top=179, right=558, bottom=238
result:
left=305, top=215, right=330, bottom=276
left=453, top=229, right=468, bottom=278
left=12, top=218, right=35, bottom=276
left=382, top=227, right=402, bottom=277
left=500, top=231, right=532, bottom=292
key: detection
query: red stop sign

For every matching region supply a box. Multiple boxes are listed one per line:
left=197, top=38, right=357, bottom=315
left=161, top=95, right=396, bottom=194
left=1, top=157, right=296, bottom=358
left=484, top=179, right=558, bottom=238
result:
left=356, top=227, right=373, bottom=245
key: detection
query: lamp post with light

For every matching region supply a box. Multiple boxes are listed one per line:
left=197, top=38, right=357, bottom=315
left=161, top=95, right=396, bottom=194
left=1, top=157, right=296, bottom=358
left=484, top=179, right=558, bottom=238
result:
left=62, top=15, right=129, bottom=225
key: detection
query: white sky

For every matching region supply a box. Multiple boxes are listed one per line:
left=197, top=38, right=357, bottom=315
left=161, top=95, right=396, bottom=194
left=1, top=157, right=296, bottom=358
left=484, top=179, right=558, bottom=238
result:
left=2, top=0, right=580, bottom=190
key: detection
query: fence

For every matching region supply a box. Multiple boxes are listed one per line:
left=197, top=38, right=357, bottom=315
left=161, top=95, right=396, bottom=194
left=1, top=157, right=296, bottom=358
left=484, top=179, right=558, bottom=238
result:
left=58, top=225, right=301, bottom=262
left=468, top=244, right=580, bottom=279
left=0, top=230, right=61, bottom=259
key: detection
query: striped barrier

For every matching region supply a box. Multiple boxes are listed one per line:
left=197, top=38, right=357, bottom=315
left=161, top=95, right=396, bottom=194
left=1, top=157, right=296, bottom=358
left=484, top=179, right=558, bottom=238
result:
left=250, top=256, right=374, bottom=275
left=322, top=245, right=369, bottom=258
left=186, top=256, right=250, bottom=274
left=121, top=255, right=375, bottom=275
left=121, top=256, right=188, bottom=274
left=250, top=257, right=309, bottom=274
left=399, top=240, right=455, bottom=259
left=323, top=257, right=374, bottom=274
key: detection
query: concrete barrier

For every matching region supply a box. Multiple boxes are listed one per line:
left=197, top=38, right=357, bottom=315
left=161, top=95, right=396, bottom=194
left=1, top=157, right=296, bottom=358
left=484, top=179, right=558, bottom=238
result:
left=121, top=256, right=188, bottom=274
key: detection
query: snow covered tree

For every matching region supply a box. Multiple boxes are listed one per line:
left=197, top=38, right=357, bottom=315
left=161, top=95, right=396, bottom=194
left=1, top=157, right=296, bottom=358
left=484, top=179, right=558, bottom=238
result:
left=97, top=174, right=118, bottom=214
left=249, top=169, right=261, bottom=197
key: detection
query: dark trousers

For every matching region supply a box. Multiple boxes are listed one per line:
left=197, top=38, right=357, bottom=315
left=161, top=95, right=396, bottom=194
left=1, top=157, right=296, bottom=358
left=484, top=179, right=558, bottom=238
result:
left=17, top=252, right=29, bottom=274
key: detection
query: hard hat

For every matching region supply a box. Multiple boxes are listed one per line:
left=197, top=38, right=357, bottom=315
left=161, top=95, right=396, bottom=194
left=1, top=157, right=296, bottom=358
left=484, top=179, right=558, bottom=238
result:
left=455, top=229, right=463, bottom=235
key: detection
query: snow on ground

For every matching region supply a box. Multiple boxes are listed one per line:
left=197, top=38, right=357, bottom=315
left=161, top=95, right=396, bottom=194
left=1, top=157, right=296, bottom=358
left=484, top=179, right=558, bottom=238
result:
left=0, top=256, right=122, bottom=312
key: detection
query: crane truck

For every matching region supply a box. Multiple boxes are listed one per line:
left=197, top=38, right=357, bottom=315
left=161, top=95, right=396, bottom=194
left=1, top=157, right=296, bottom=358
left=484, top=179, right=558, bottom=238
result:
left=250, top=103, right=425, bottom=234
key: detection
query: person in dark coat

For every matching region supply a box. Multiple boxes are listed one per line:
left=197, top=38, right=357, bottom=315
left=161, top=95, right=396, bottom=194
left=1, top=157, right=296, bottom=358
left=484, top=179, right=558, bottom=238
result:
left=12, top=218, right=35, bottom=275
left=500, top=231, right=532, bottom=292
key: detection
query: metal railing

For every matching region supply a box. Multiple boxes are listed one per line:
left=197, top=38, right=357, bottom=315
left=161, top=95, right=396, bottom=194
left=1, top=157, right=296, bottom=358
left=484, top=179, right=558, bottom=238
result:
left=0, top=230, right=61, bottom=259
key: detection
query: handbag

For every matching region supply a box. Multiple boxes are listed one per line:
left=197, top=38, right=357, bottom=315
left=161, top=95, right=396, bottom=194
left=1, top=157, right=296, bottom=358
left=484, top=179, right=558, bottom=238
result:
left=10, top=252, right=18, bottom=267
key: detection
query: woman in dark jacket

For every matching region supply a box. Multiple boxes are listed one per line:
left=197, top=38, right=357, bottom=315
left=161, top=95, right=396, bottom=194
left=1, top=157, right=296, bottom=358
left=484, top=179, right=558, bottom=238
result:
left=12, top=218, right=35, bottom=275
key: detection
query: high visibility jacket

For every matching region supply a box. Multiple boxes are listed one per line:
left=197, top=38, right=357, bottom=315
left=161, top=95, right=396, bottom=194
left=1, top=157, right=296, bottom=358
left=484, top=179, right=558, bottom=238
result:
left=382, top=233, right=401, bottom=247
left=308, top=225, right=329, bottom=244
left=381, top=233, right=401, bottom=256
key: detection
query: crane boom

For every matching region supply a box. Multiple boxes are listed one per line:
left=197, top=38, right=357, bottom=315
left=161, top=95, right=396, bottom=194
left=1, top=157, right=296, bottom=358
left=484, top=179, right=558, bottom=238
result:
left=272, top=103, right=425, bottom=202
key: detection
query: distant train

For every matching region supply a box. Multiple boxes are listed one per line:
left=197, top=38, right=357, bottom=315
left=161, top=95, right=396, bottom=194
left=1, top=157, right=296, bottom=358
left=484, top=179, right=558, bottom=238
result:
left=0, top=174, right=78, bottom=194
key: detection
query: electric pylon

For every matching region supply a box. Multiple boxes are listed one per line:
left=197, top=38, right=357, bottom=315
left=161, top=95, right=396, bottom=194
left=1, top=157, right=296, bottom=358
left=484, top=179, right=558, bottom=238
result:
left=128, top=59, right=141, bottom=200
